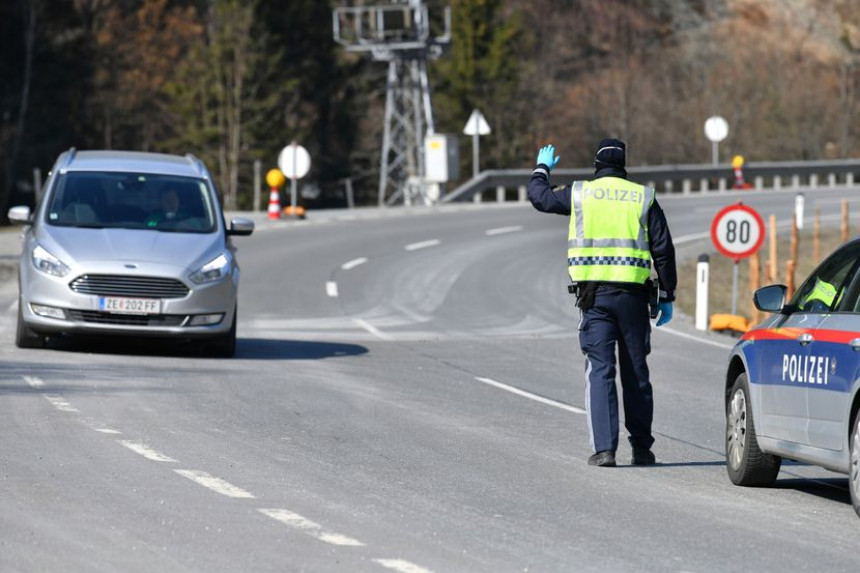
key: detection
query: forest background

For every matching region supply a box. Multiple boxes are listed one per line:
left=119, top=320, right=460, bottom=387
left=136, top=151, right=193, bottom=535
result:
left=1, top=0, right=859, bottom=214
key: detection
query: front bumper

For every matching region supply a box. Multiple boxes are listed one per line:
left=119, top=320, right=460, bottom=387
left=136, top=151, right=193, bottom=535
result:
left=20, top=260, right=238, bottom=339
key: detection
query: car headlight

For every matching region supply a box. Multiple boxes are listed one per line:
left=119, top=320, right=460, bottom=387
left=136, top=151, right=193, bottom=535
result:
left=190, top=253, right=230, bottom=284
left=32, top=244, right=70, bottom=277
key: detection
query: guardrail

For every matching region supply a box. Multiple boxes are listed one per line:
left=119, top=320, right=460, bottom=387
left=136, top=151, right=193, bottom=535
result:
left=441, top=159, right=860, bottom=203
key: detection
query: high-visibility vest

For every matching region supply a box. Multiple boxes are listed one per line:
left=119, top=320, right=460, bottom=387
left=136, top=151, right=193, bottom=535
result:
left=567, top=177, right=655, bottom=284
left=801, top=277, right=837, bottom=311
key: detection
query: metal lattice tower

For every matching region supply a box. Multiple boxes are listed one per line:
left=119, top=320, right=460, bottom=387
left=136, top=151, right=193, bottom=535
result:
left=333, top=1, right=450, bottom=206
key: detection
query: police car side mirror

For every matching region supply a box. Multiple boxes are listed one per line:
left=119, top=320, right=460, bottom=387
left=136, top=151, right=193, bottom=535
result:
left=754, top=284, right=787, bottom=313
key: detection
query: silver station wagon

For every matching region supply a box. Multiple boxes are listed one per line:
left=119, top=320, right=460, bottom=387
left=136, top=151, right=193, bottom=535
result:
left=8, top=149, right=254, bottom=357
left=725, top=238, right=860, bottom=516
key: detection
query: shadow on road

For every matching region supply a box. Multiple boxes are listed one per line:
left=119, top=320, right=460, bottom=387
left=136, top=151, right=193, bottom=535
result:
left=775, top=477, right=851, bottom=506
left=236, top=338, right=368, bottom=360
left=627, top=460, right=726, bottom=468
left=31, top=336, right=368, bottom=361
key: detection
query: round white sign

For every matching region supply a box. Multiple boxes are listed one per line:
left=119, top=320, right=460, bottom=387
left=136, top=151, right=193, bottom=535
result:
left=278, top=143, right=311, bottom=179
left=704, top=116, right=729, bottom=143
left=710, top=204, right=765, bottom=260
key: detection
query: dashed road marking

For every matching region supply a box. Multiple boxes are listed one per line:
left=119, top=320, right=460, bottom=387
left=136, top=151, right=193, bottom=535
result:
left=485, top=225, right=522, bottom=236
left=94, top=428, right=122, bottom=434
left=258, top=508, right=365, bottom=547
left=405, top=239, right=440, bottom=251
left=374, top=558, right=435, bottom=573
left=342, top=257, right=368, bottom=270
left=474, top=377, right=586, bottom=415
left=326, top=281, right=339, bottom=298
left=353, top=318, right=394, bottom=341
left=174, top=469, right=255, bottom=499
left=43, top=394, right=80, bottom=413
left=23, top=375, right=45, bottom=388
left=118, top=440, right=177, bottom=462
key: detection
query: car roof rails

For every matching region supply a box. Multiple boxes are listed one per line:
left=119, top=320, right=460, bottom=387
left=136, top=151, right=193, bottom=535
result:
left=184, top=153, right=210, bottom=180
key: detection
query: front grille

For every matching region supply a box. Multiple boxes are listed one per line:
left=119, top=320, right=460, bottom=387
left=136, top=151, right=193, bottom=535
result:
left=69, top=274, right=189, bottom=298
left=66, top=310, right=187, bottom=327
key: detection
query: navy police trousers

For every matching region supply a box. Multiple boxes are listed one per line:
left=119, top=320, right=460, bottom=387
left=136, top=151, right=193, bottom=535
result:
left=578, top=285, right=655, bottom=454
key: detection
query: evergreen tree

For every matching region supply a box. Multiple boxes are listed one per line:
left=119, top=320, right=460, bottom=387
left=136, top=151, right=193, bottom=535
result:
left=432, top=0, right=525, bottom=175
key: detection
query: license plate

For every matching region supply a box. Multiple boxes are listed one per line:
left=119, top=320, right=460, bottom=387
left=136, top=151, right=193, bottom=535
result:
left=99, top=297, right=161, bottom=315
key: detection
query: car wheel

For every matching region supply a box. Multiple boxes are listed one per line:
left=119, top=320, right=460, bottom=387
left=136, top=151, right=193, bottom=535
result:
left=726, top=372, right=781, bottom=486
left=206, top=309, right=236, bottom=358
left=850, top=413, right=860, bottom=518
left=15, top=301, right=45, bottom=349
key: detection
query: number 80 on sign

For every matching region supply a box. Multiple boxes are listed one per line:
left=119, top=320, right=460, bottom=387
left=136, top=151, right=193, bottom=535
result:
left=710, top=203, right=765, bottom=261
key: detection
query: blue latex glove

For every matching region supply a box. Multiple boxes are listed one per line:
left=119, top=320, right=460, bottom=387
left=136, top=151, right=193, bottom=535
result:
left=536, top=145, right=560, bottom=170
left=656, top=302, right=673, bottom=327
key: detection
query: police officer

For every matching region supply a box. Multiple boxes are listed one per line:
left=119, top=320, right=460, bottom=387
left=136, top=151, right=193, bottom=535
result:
left=528, top=138, right=677, bottom=467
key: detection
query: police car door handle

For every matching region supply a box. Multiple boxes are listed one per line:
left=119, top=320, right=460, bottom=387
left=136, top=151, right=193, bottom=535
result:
left=850, top=338, right=860, bottom=352
left=797, top=333, right=813, bottom=345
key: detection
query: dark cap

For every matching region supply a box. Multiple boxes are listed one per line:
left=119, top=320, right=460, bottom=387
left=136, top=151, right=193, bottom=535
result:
left=594, top=138, right=626, bottom=169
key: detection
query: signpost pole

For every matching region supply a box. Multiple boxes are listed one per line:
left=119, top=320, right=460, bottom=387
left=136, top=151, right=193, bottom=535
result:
left=473, top=131, right=479, bottom=179
left=291, top=143, right=298, bottom=214
left=731, top=260, right=739, bottom=316
left=463, top=109, right=490, bottom=179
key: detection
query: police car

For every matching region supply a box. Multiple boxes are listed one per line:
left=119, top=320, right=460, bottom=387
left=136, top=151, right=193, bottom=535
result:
left=725, top=238, right=860, bottom=516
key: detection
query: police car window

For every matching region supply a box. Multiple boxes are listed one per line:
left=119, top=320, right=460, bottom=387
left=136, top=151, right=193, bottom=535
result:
left=834, top=248, right=860, bottom=312
left=789, top=243, right=860, bottom=314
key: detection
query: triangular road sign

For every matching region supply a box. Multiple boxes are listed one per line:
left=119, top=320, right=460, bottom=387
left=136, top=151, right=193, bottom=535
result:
left=463, top=109, right=491, bottom=136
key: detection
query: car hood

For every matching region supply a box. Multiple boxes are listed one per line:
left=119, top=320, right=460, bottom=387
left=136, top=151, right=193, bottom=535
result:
left=38, top=226, right=223, bottom=269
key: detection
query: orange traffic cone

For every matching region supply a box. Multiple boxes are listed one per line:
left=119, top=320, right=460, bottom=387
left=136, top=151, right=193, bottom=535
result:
left=267, top=187, right=280, bottom=220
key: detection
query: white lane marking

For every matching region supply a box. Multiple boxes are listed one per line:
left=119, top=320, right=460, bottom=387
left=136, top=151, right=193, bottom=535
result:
left=353, top=318, right=394, bottom=341
left=672, top=231, right=709, bottom=245
left=118, top=440, right=177, bottom=463
left=485, top=225, right=522, bottom=236
left=258, top=508, right=365, bottom=547
left=174, top=469, right=255, bottom=499
left=326, top=281, right=339, bottom=298
left=657, top=326, right=734, bottom=350
left=8, top=299, right=18, bottom=312
left=405, top=239, right=440, bottom=251
left=474, top=377, right=586, bottom=415
left=374, top=559, right=435, bottom=573
left=94, top=428, right=121, bottom=434
left=43, top=395, right=79, bottom=413
left=342, top=257, right=368, bottom=270
left=23, top=375, right=45, bottom=388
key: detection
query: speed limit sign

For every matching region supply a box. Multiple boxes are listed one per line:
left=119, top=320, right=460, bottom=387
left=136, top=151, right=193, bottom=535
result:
left=711, top=203, right=765, bottom=261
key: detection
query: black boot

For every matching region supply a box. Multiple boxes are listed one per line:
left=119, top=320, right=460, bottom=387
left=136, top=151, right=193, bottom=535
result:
left=631, top=448, right=656, bottom=465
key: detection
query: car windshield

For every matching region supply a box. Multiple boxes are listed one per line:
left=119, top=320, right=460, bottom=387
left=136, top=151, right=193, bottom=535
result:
left=46, top=171, right=217, bottom=233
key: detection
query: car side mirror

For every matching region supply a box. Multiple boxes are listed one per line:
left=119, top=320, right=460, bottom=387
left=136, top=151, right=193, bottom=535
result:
left=7, top=206, right=32, bottom=225
left=754, top=284, right=787, bottom=313
left=227, top=217, right=254, bottom=236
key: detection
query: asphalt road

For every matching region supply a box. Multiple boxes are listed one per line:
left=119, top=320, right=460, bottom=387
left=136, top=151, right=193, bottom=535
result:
left=3, top=186, right=860, bottom=572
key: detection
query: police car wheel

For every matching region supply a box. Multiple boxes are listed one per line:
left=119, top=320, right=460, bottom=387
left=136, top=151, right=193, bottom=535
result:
left=850, top=413, right=860, bottom=517
left=725, top=373, right=781, bottom=486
